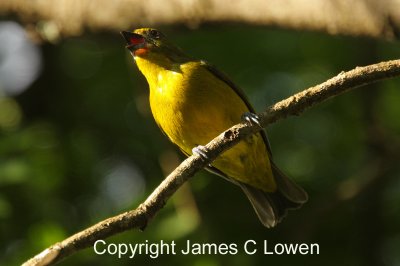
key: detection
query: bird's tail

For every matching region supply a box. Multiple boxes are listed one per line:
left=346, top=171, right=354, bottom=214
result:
left=238, top=162, right=308, bottom=228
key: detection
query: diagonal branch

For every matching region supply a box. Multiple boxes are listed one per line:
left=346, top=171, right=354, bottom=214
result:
left=22, top=59, right=400, bottom=266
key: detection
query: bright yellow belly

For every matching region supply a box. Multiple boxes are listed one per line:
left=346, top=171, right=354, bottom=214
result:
left=148, top=61, right=275, bottom=191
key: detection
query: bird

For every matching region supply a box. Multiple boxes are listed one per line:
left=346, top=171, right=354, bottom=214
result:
left=121, top=28, right=307, bottom=227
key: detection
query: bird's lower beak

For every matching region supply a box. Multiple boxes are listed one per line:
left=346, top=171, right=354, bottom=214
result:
left=121, top=31, right=146, bottom=52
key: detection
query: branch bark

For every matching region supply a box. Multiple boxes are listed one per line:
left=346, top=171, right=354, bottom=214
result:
left=1, top=0, right=400, bottom=41
left=22, top=59, right=400, bottom=266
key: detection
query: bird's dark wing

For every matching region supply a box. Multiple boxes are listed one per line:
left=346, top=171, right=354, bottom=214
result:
left=200, top=60, right=273, bottom=156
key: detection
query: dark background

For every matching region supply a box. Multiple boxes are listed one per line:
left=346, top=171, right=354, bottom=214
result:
left=0, top=23, right=399, bottom=266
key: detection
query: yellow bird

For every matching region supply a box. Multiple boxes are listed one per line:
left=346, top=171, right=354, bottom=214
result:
left=122, top=28, right=307, bottom=227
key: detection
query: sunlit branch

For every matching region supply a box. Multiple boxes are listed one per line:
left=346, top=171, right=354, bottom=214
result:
left=1, top=0, right=399, bottom=41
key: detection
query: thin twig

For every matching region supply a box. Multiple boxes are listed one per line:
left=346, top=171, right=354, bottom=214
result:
left=22, top=59, right=400, bottom=266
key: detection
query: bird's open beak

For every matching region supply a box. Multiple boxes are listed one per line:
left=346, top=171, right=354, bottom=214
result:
left=121, top=31, right=146, bottom=52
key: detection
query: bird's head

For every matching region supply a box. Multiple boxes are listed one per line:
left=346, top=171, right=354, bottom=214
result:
left=121, top=28, right=188, bottom=63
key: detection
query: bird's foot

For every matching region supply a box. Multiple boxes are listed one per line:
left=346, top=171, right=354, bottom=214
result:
left=192, top=145, right=209, bottom=161
left=241, top=112, right=262, bottom=128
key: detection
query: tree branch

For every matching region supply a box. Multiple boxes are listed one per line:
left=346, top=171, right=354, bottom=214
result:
left=1, top=0, right=400, bottom=41
left=22, top=59, right=400, bottom=266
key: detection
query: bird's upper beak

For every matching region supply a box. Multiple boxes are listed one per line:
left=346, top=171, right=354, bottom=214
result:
left=121, top=31, right=146, bottom=52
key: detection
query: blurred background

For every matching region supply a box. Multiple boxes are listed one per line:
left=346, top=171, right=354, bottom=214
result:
left=0, top=1, right=400, bottom=265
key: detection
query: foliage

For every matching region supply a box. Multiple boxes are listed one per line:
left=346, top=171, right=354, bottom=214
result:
left=0, top=25, right=399, bottom=266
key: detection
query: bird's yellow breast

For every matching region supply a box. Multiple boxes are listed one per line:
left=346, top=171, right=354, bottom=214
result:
left=135, top=56, right=275, bottom=191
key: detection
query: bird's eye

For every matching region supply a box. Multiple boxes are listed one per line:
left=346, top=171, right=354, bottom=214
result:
left=149, top=29, right=161, bottom=39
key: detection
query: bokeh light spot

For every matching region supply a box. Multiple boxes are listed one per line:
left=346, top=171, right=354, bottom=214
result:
left=0, top=97, right=22, bottom=130
left=0, top=21, right=42, bottom=95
